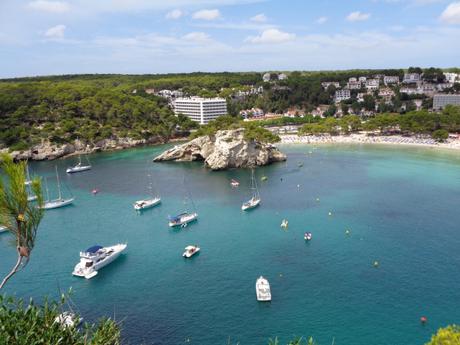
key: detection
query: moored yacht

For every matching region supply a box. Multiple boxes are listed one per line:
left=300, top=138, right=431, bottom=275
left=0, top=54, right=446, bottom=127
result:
left=242, top=169, right=261, bottom=211
left=304, top=232, right=312, bottom=241
left=66, top=155, right=91, bottom=174
left=72, top=243, right=127, bottom=279
left=168, top=212, right=198, bottom=227
left=41, top=167, right=74, bottom=210
left=0, top=225, right=7, bottom=233
left=256, top=276, right=272, bottom=301
left=230, top=179, right=240, bottom=187
left=133, top=197, right=161, bottom=211
left=182, top=245, right=200, bottom=258
left=54, top=312, right=82, bottom=328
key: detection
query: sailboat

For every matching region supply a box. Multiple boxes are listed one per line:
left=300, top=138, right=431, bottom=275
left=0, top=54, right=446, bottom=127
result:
left=24, top=163, right=32, bottom=186
left=42, top=167, right=75, bottom=210
left=169, top=177, right=198, bottom=228
left=66, top=155, right=91, bottom=174
left=133, top=173, right=161, bottom=211
left=241, top=169, right=261, bottom=211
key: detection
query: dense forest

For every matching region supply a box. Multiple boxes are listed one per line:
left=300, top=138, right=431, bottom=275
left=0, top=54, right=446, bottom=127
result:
left=0, top=69, right=459, bottom=151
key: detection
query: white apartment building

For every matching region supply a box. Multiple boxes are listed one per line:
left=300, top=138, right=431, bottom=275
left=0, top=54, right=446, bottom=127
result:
left=321, top=81, right=340, bottom=90
left=444, top=72, right=458, bottom=84
left=278, top=73, right=288, bottom=80
left=347, top=80, right=362, bottom=90
left=403, top=73, right=421, bottom=84
left=174, top=97, right=227, bottom=125
left=262, top=73, right=271, bottom=82
left=366, top=79, right=380, bottom=91
left=359, top=76, right=367, bottom=83
left=335, top=89, right=351, bottom=102
left=384, top=76, right=400, bottom=85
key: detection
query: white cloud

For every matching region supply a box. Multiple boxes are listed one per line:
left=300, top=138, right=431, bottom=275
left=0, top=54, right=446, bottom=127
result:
left=440, top=2, right=460, bottom=24
left=192, top=9, right=221, bottom=20
left=316, top=16, right=328, bottom=24
left=246, top=28, right=295, bottom=44
left=182, top=32, right=210, bottom=42
left=165, top=9, right=183, bottom=19
left=346, top=11, right=371, bottom=22
left=28, top=1, right=70, bottom=13
left=250, top=13, right=267, bottom=22
left=44, top=24, right=66, bottom=39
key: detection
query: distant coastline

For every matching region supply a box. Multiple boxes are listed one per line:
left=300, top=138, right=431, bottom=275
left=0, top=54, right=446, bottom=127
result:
left=279, top=133, right=460, bottom=151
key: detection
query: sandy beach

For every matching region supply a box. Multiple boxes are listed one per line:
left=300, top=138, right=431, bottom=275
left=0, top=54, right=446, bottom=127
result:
left=280, top=133, right=460, bottom=151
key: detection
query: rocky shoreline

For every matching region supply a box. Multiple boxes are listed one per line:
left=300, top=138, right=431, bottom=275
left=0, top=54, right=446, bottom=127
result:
left=1, top=136, right=185, bottom=161
left=154, top=129, right=287, bottom=170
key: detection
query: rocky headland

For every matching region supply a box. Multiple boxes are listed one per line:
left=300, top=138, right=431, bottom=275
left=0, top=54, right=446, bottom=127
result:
left=153, top=129, right=286, bottom=170
left=2, top=136, right=175, bottom=161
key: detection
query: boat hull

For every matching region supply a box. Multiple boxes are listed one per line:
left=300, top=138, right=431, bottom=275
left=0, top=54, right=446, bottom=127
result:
left=134, top=198, right=161, bottom=210
left=66, top=166, right=91, bottom=174
left=42, top=198, right=74, bottom=210
left=0, top=226, right=8, bottom=233
left=169, top=213, right=198, bottom=227
left=73, top=244, right=127, bottom=278
left=242, top=199, right=260, bottom=211
left=183, top=247, right=200, bottom=258
left=256, top=277, right=272, bottom=301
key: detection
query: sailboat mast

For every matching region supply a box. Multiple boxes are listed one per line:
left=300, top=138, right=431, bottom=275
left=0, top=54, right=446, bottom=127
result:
left=44, top=177, right=50, bottom=202
left=55, top=166, right=62, bottom=200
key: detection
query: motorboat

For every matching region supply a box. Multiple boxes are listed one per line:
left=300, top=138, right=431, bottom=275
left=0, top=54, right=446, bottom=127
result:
left=281, top=219, right=288, bottom=228
left=304, top=232, right=312, bottom=241
left=242, top=197, right=260, bottom=211
left=230, top=179, right=240, bottom=187
left=72, top=244, right=127, bottom=279
left=242, top=169, right=261, bottom=211
left=66, top=155, right=91, bottom=174
left=256, top=276, right=272, bottom=302
left=133, top=197, right=161, bottom=211
left=0, top=225, right=7, bottom=233
left=168, top=212, right=198, bottom=227
left=41, top=167, right=74, bottom=210
left=92, top=188, right=99, bottom=195
left=54, top=312, right=82, bottom=328
left=182, top=245, right=200, bottom=258
left=27, top=195, right=37, bottom=202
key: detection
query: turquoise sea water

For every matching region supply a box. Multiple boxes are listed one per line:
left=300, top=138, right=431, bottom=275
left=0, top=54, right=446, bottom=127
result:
left=1, top=144, right=460, bottom=345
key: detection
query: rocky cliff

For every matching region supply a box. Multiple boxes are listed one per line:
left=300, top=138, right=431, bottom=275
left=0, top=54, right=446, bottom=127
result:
left=153, top=129, right=286, bottom=170
left=2, top=136, right=169, bottom=161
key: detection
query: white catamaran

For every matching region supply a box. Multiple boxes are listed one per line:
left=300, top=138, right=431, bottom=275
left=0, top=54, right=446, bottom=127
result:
left=66, top=155, right=92, bottom=174
left=242, top=169, right=261, bottom=211
left=133, top=173, right=161, bottom=211
left=42, top=167, right=75, bottom=210
left=72, top=244, right=127, bottom=279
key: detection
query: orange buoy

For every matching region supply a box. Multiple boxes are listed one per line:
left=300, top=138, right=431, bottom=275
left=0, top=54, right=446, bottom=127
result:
left=420, top=316, right=427, bottom=324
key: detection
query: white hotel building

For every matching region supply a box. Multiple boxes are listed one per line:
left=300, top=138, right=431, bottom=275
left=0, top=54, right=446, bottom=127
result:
left=173, top=97, right=227, bottom=125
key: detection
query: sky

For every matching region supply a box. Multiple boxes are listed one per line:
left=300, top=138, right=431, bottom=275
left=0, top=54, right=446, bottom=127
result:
left=1, top=0, right=460, bottom=78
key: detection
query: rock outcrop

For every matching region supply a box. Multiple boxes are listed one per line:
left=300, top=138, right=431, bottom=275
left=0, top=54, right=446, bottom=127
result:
left=153, top=129, right=286, bottom=170
left=2, top=136, right=170, bottom=161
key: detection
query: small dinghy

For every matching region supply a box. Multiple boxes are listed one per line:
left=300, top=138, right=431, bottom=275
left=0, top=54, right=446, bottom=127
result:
left=304, top=232, right=312, bottom=241
left=281, top=219, right=288, bottom=228
left=256, top=276, right=271, bottom=302
left=92, top=188, right=99, bottom=195
left=230, top=179, right=240, bottom=187
left=183, top=245, right=200, bottom=258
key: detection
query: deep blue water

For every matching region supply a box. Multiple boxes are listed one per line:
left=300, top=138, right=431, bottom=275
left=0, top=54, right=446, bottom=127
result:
left=1, top=144, right=460, bottom=345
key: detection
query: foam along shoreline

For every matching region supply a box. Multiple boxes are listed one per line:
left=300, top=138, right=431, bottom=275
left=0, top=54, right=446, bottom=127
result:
left=280, top=133, right=460, bottom=151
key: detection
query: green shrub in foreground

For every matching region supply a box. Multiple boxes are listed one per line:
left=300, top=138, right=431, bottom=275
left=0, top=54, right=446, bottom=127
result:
left=0, top=294, right=120, bottom=345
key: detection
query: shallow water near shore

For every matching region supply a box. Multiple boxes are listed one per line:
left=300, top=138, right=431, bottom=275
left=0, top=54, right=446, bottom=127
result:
left=1, top=143, right=460, bottom=345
